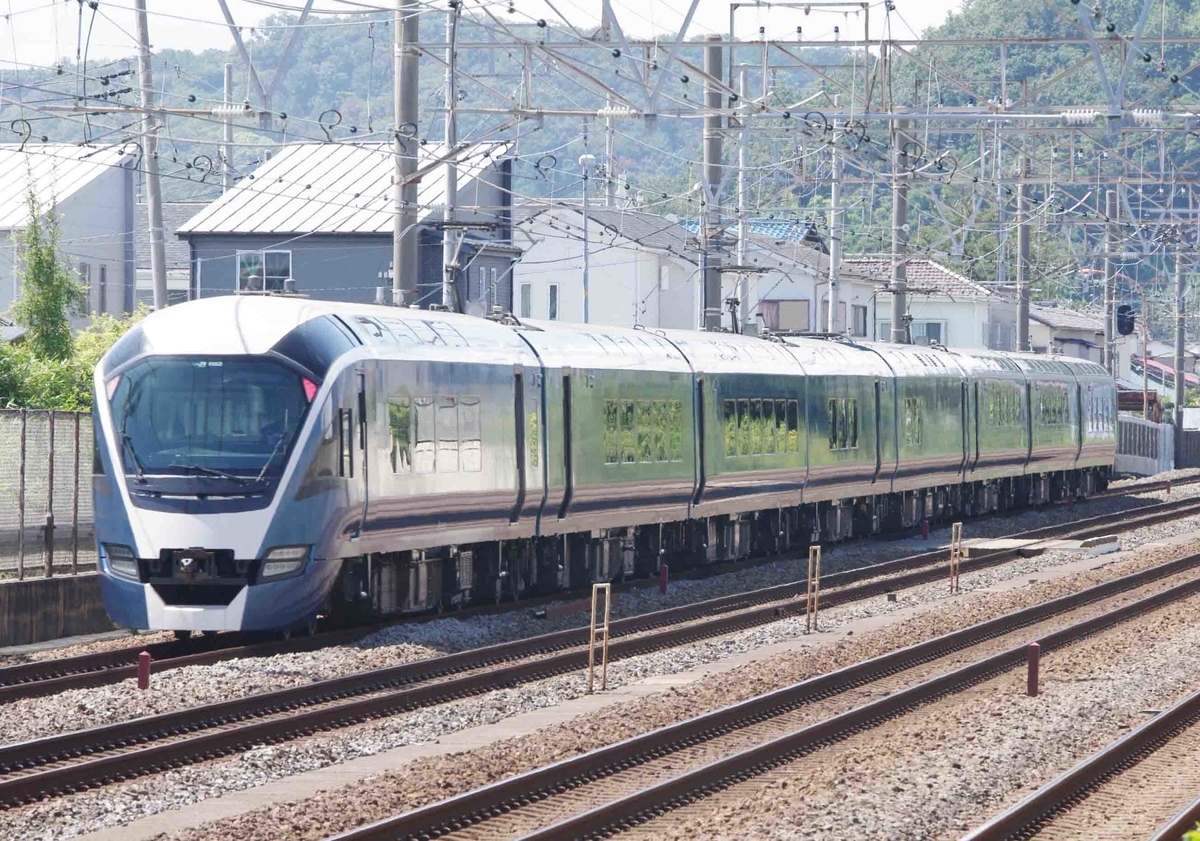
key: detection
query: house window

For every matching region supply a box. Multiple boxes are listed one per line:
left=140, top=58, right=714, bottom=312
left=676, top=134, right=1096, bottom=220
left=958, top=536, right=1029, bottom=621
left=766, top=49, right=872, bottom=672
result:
left=659, top=266, right=670, bottom=292
left=878, top=320, right=892, bottom=341
left=98, top=265, right=108, bottom=314
left=852, top=305, right=868, bottom=337
left=548, top=284, right=559, bottom=320
left=488, top=267, right=499, bottom=310
left=237, top=250, right=291, bottom=292
left=519, top=283, right=532, bottom=318
left=777, top=300, right=810, bottom=331
left=920, top=322, right=944, bottom=344
left=819, top=301, right=847, bottom=333
left=79, top=263, right=91, bottom=315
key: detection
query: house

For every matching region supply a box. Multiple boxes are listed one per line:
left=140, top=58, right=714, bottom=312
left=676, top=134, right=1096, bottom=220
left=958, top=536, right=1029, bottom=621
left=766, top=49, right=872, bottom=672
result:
left=0, top=144, right=136, bottom=322
left=1028, top=303, right=1106, bottom=361
left=176, top=142, right=519, bottom=310
left=844, top=256, right=1017, bottom=349
left=512, top=208, right=876, bottom=334
left=135, top=201, right=207, bottom=308
left=1144, top=338, right=1200, bottom=374
left=513, top=206, right=701, bottom=328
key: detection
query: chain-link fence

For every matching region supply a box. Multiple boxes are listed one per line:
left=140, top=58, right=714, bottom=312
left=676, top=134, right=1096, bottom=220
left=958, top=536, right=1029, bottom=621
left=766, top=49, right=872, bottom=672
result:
left=0, top=410, right=95, bottom=579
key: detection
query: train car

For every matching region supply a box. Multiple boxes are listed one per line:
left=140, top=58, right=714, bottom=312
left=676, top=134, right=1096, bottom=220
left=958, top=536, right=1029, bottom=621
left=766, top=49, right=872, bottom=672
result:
left=93, top=297, right=1117, bottom=635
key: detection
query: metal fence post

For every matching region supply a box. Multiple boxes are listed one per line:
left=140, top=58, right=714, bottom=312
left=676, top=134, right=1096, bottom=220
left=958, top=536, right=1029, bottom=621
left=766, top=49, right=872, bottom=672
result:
left=17, top=409, right=26, bottom=580
left=72, top=412, right=81, bottom=574
left=44, top=410, right=55, bottom=577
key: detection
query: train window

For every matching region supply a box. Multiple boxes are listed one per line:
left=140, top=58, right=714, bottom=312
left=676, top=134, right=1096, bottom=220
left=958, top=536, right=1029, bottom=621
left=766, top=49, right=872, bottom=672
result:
left=620, top=401, right=636, bottom=463
left=524, top=409, right=537, bottom=472
left=636, top=401, right=654, bottom=462
left=737, top=399, right=750, bottom=456
left=903, top=397, right=922, bottom=446
left=749, top=400, right=763, bottom=455
left=409, top=322, right=445, bottom=346
left=388, top=398, right=412, bottom=474
left=456, top=398, right=480, bottom=472
left=338, top=408, right=354, bottom=478
left=375, top=317, right=420, bottom=346
left=827, top=400, right=839, bottom=450
left=724, top=400, right=738, bottom=457
left=414, top=397, right=436, bottom=473
left=604, top=401, right=620, bottom=464
left=651, top=401, right=668, bottom=462
left=764, top=402, right=777, bottom=455
left=667, top=401, right=682, bottom=461
left=437, top=397, right=459, bottom=472
left=827, top=398, right=859, bottom=450
left=785, top=400, right=800, bottom=453
left=428, top=321, right=470, bottom=348
left=849, top=400, right=859, bottom=448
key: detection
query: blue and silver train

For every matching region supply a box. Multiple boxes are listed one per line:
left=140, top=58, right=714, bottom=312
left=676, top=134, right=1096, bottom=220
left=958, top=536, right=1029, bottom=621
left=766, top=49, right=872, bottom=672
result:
left=93, top=296, right=1117, bottom=635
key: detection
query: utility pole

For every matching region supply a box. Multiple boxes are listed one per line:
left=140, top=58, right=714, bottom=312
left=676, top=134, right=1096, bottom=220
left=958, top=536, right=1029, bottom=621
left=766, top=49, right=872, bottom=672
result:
left=701, top=34, right=723, bottom=332
left=1104, top=189, right=1118, bottom=373
left=1142, top=293, right=1150, bottom=419
left=580, top=153, right=595, bottom=323
left=827, top=94, right=843, bottom=335
left=736, top=67, right=751, bottom=335
left=134, top=0, right=167, bottom=310
left=600, top=6, right=616, bottom=207
left=222, top=63, right=234, bottom=193
left=889, top=118, right=909, bottom=343
left=441, top=2, right=460, bottom=311
left=1176, top=252, right=1187, bottom=437
left=393, top=0, right=420, bottom=306
left=1016, top=154, right=1031, bottom=351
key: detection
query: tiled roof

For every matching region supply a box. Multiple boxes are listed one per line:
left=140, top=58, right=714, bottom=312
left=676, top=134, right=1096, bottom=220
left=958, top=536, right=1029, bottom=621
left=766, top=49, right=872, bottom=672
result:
left=1028, top=303, right=1105, bottom=331
left=679, top=217, right=825, bottom=250
left=0, top=144, right=132, bottom=229
left=139, top=201, right=206, bottom=270
left=177, top=142, right=511, bottom=235
left=844, top=256, right=993, bottom=298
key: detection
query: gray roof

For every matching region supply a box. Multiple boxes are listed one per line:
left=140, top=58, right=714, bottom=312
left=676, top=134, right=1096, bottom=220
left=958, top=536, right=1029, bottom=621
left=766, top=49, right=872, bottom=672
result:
left=1028, top=303, right=1105, bottom=331
left=138, top=201, right=205, bottom=271
left=541, top=206, right=698, bottom=263
left=176, top=142, right=510, bottom=236
left=845, top=256, right=993, bottom=298
left=0, top=144, right=131, bottom=229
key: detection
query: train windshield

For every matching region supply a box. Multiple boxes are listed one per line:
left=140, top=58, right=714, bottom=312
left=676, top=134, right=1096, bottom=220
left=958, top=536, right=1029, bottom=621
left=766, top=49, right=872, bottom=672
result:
left=108, top=357, right=311, bottom=483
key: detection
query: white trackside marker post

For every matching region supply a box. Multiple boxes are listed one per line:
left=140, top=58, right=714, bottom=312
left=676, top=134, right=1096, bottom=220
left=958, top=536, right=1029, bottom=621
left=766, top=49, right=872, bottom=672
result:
left=950, top=521, right=963, bottom=594
left=806, top=545, right=822, bottom=633
left=588, top=583, right=612, bottom=693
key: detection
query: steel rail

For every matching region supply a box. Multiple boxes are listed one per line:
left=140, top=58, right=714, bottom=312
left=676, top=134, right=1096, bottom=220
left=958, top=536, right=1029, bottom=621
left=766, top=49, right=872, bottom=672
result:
left=0, top=493, right=1196, bottom=808
left=965, top=687, right=1200, bottom=841
left=2, top=476, right=1192, bottom=706
left=328, top=551, right=1200, bottom=841
left=1149, top=793, right=1200, bottom=841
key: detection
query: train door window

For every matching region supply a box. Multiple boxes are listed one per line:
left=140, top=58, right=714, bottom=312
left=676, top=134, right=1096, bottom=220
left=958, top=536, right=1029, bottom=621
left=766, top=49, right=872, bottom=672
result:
left=785, top=399, right=800, bottom=453
left=525, top=408, right=538, bottom=471
left=604, top=401, right=620, bottom=464
left=414, top=397, right=436, bottom=473
left=338, top=408, right=354, bottom=478
left=748, top=400, right=763, bottom=455
left=460, top=397, right=482, bottom=472
left=848, top=399, right=858, bottom=448
left=619, top=401, right=636, bottom=463
left=388, top=398, right=412, bottom=473
left=736, top=399, right=750, bottom=456
left=723, top=400, right=738, bottom=456
left=668, top=400, right=683, bottom=461
left=651, top=401, right=668, bottom=462
left=636, top=401, right=654, bottom=462
left=437, top=396, right=459, bottom=472
left=903, top=397, right=922, bottom=446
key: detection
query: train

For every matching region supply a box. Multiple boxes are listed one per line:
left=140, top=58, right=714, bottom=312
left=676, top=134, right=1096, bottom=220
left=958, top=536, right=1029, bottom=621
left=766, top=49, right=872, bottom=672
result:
left=92, top=296, right=1117, bottom=636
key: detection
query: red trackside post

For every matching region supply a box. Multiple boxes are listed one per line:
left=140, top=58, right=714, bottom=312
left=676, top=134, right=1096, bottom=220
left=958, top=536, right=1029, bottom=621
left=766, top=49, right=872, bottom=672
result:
left=659, top=563, right=669, bottom=595
left=138, top=651, right=151, bottom=690
left=921, top=519, right=929, bottom=540
left=1027, top=642, right=1040, bottom=697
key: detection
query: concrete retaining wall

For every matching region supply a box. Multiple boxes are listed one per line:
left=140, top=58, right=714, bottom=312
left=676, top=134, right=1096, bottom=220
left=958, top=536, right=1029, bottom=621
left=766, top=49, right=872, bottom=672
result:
left=0, top=573, right=113, bottom=647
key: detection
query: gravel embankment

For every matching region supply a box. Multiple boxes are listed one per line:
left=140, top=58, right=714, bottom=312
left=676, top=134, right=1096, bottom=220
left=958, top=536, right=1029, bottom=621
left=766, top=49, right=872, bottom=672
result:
left=623, top=589, right=1200, bottom=840
left=11, top=522, right=1200, bottom=841
left=4, top=475, right=1198, bottom=747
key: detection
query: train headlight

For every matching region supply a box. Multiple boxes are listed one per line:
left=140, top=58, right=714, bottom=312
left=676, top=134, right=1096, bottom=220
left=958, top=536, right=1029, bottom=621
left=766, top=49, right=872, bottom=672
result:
left=259, top=545, right=310, bottom=582
left=103, top=544, right=140, bottom=580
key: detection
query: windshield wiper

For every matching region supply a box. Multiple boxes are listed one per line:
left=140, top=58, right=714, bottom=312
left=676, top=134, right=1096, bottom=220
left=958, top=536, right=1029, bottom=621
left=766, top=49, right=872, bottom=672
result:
left=168, top=463, right=250, bottom=485
left=255, top=435, right=288, bottom=484
left=121, top=435, right=147, bottom=483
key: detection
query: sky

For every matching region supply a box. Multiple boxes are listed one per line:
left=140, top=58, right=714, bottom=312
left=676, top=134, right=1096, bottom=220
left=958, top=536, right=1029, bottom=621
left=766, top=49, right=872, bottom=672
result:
left=0, top=0, right=964, bottom=72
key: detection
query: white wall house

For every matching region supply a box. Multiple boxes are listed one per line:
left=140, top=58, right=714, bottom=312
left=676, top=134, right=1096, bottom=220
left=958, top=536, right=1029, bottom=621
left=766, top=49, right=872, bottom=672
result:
left=513, top=206, right=702, bottom=329
left=748, top=234, right=876, bottom=337
left=845, top=257, right=1017, bottom=349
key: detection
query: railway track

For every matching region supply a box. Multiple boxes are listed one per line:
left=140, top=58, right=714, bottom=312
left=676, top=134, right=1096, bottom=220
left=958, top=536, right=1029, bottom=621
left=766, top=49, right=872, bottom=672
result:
left=2, top=476, right=1195, bottom=707
left=963, top=684, right=1200, bottom=841
left=324, top=551, right=1200, bottom=841
left=0, top=489, right=1197, bottom=808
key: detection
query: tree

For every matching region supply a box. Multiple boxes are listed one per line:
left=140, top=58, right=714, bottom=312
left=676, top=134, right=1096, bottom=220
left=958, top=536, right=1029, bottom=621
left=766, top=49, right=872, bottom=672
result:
left=9, top=191, right=86, bottom=361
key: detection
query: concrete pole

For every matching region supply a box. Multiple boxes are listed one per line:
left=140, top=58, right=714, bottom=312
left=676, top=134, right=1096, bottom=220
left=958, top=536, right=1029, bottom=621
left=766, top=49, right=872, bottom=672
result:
left=1016, top=154, right=1031, bottom=351
left=737, top=68, right=751, bottom=334
left=393, top=0, right=420, bottom=306
left=1176, top=253, right=1187, bottom=437
left=580, top=153, right=595, bottom=323
left=441, top=3, right=460, bottom=311
left=601, top=6, right=616, bottom=208
left=828, top=94, right=843, bottom=335
left=134, top=0, right=167, bottom=310
left=1104, top=189, right=1118, bottom=373
left=222, top=63, right=234, bottom=193
left=702, top=35, right=724, bottom=332
left=889, top=119, right=909, bottom=343
left=1143, top=294, right=1150, bottom=419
